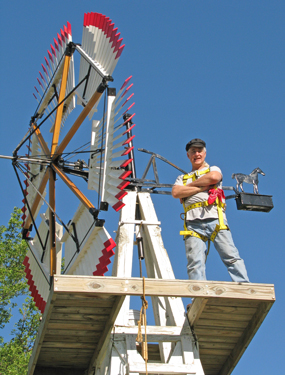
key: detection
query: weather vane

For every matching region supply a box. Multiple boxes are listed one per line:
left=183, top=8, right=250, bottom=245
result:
left=231, top=167, right=273, bottom=212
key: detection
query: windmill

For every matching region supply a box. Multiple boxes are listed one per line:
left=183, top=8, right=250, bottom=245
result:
left=2, top=12, right=275, bottom=375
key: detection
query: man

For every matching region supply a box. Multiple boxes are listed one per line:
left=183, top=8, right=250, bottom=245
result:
left=172, top=138, right=249, bottom=282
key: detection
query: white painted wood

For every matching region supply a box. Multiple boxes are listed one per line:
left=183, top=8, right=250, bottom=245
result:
left=128, top=362, right=196, bottom=374
left=192, top=344, right=205, bottom=375
left=25, top=247, right=49, bottom=302
left=23, top=134, right=47, bottom=224
left=55, top=221, right=63, bottom=275
left=25, top=209, right=63, bottom=307
left=62, top=203, right=115, bottom=277
left=101, top=93, right=116, bottom=203
left=138, top=192, right=185, bottom=327
left=181, top=335, right=194, bottom=365
left=109, top=341, right=127, bottom=375
left=95, top=191, right=203, bottom=374
left=113, top=191, right=137, bottom=325
left=142, top=237, right=172, bottom=362
left=97, top=340, right=112, bottom=375
left=168, top=342, right=183, bottom=365
left=114, top=325, right=183, bottom=340
left=125, top=334, right=144, bottom=375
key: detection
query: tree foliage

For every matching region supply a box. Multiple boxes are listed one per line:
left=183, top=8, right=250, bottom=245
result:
left=0, top=208, right=41, bottom=374
left=0, top=208, right=28, bottom=331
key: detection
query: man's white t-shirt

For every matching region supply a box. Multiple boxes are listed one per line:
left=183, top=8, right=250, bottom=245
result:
left=174, top=166, right=226, bottom=221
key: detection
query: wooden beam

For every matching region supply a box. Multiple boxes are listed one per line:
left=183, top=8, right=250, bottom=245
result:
left=187, top=297, right=208, bottom=326
left=219, top=301, right=274, bottom=375
left=52, top=165, right=95, bottom=211
left=31, top=123, right=50, bottom=157
left=53, top=275, right=276, bottom=301
left=87, top=295, right=125, bottom=374
left=51, top=55, right=71, bottom=156
left=128, top=362, right=196, bottom=374
left=113, top=325, right=183, bottom=342
left=54, top=82, right=106, bottom=158
left=28, top=284, right=57, bottom=375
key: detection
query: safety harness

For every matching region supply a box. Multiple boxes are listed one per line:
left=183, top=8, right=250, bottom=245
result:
left=180, top=167, right=229, bottom=249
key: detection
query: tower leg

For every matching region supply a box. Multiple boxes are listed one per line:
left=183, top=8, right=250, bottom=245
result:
left=112, top=191, right=137, bottom=325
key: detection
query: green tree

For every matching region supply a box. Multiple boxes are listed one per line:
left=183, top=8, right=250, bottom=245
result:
left=0, top=208, right=41, bottom=374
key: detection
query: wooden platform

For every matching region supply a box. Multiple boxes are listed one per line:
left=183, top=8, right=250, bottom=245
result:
left=28, top=276, right=275, bottom=375
left=187, top=296, right=274, bottom=375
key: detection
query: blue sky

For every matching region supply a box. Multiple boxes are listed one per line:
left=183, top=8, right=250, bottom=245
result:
left=0, top=1, right=284, bottom=374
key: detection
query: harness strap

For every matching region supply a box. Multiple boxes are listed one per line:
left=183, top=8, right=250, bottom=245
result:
left=184, top=199, right=226, bottom=213
left=180, top=229, right=208, bottom=242
left=183, top=168, right=210, bottom=184
left=180, top=222, right=211, bottom=260
left=180, top=168, right=229, bottom=245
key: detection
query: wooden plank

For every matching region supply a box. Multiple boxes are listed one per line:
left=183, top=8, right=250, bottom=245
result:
left=203, top=304, right=257, bottom=315
left=195, top=327, right=244, bottom=337
left=53, top=298, right=114, bottom=308
left=199, top=342, right=236, bottom=350
left=200, top=348, right=232, bottom=356
left=45, top=329, right=101, bottom=337
left=28, top=287, right=57, bottom=375
left=88, top=295, right=125, bottom=373
left=44, top=334, right=100, bottom=343
left=196, top=319, right=249, bottom=329
left=197, top=335, right=239, bottom=344
left=128, top=362, right=196, bottom=374
left=47, top=321, right=104, bottom=330
left=113, top=325, right=183, bottom=342
left=53, top=293, right=115, bottom=300
left=219, top=301, right=274, bottom=375
left=52, top=306, right=112, bottom=314
left=53, top=275, right=276, bottom=301
left=188, top=297, right=208, bottom=326
left=50, top=313, right=110, bottom=321
left=41, top=341, right=96, bottom=349
left=206, top=298, right=262, bottom=308
left=200, top=355, right=228, bottom=365
left=38, top=348, right=94, bottom=355
left=37, top=358, right=91, bottom=367
left=198, top=312, right=253, bottom=322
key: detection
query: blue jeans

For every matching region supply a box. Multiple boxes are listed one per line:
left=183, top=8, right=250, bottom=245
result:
left=184, top=218, right=249, bottom=282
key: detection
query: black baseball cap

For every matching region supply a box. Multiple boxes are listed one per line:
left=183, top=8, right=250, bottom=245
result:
left=185, top=138, right=206, bottom=151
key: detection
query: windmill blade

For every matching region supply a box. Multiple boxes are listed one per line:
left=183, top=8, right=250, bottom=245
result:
left=33, top=22, right=75, bottom=129
left=23, top=210, right=63, bottom=313
left=23, top=251, right=48, bottom=313
left=77, top=12, right=125, bottom=116
left=88, top=77, right=135, bottom=212
left=62, top=203, right=115, bottom=276
left=21, top=133, right=48, bottom=227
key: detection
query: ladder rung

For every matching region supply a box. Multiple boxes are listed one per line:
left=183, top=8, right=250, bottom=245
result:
left=128, top=362, right=196, bottom=374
